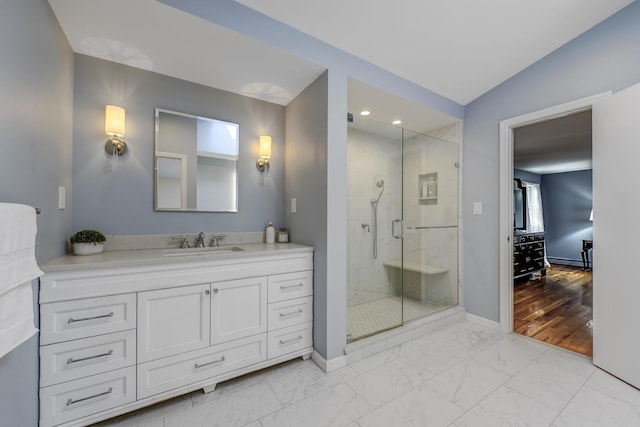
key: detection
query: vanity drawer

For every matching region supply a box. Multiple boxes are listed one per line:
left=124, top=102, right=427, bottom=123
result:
left=137, top=334, right=267, bottom=399
left=267, top=271, right=313, bottom=303
left=39, top=366, right=136, bottom=427
left=268, top=296, right=313, bottom=331
left=40, top=294, right=136, bottom=345
left=267, top=322, right=313, bottom=359
left=40, top=330, right=136, bottom=387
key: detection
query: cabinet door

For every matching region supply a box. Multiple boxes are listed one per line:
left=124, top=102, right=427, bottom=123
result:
left=138, top=284, right=210, bottom=362
left=211, top=277, right=267, bottom=345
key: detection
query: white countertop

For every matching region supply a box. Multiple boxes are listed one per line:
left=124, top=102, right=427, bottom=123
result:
left=42, top=243, right=314, bottom=273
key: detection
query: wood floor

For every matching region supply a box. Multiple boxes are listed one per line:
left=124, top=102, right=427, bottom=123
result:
left=514, top=264, right=593, bottom=357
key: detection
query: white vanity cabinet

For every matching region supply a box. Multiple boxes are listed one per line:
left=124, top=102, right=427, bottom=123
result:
left=39, top=245, right=313, bottom=427
left=138, top=284, right=211, bottom=362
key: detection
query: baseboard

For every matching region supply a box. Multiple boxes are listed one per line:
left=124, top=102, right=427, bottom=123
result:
left=311, top=350, right=347, bottom=373
left=465, top=313, right=500, bottom=330
left=547, top=257, right=584, bottom=268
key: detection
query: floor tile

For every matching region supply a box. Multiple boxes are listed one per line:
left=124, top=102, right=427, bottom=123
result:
left=452, top=385, right=558, bottom=427
left=164, top=382, right=281, bottom=427
left=506, top=351, right=591, bottom=411
left=553, top=386, right=640, bottom=426
left=425, top=358, right=510, bottom=410
left=356, top=385, right=464, bottom=427
left=93, top=394, right=191, bottom=427
left=349, top=345, right=402, bottom=374
left=584, top=368, right=640, bottom=407
left=346, top=357, right=432, bottom=408
left=472, top=335, right=547, bottom=376
left=404, top=336, right=476, bottom=375
left=266, top=359, right=358, bottom=406
left=446, top=322, right=505, bottom=352
left=260, top=383, right=372, bottom=427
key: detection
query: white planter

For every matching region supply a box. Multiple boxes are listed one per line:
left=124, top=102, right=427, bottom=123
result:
left=73, top=243, right=104, bottom=256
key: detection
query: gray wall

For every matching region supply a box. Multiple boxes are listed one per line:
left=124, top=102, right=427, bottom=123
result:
left=285, top=72, right=332, bottom=357
left=541, top=170, right=593, bottom=266
left=0, top=1, right=74, bottom=426
left=463, top=1, right=640, bottom=321
left=72, top=54, right=286, bottom=235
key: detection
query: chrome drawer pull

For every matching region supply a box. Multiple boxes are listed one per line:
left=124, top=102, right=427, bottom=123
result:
left=67, top=312, right=114, bottom=324
left=279, top=335, right=303, bottom=345
left=280, top=283, right=304, bottom=290
left=279, top=309, right=303, bottom=317
left=66, top=387, right=113, bottom=406
left=195, top=356, right=225, bottom=369
left=67, top=349, right=113, bottom=365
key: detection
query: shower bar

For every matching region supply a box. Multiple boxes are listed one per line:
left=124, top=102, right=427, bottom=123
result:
left=405, top=225, right=458, bottom=230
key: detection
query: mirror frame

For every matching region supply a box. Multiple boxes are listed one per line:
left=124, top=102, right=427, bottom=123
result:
left=154, top=108, right=239, bottom=213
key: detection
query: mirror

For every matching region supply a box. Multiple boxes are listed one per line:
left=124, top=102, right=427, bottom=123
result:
left=155, top=108, right=239, bottom=212
left=514, top=178, right=527, bottom=231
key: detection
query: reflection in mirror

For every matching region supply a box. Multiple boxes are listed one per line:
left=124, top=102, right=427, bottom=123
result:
left=155, top=109, right=239, bottom=212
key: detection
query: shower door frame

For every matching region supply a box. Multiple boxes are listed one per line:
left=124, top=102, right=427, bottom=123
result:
left=346, top=123, right=463, bottom=342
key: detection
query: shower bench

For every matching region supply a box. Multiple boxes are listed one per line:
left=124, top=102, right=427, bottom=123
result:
left=383, top=259, right=447, bottom=275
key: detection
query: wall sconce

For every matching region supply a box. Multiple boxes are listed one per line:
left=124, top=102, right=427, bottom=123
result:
left=104, top=105, right=128, bottom=156
left=256, top=135, right=271, bottom=172
left=589, top=209, right=593, bottom=221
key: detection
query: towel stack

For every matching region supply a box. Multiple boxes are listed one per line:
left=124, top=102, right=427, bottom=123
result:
left=0, top=203, right=43, bottom=358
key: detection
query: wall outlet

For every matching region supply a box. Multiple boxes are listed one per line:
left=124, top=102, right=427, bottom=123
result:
left=58, top=186, right=65, bottom=210
left=291, top=197, right=297, bottom=213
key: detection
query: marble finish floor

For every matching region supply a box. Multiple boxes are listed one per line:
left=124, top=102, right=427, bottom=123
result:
left=93, top=320, right=640, bottom=427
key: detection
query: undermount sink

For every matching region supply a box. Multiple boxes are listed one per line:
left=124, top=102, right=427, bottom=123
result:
left=162, top=246, right=245, bottom=256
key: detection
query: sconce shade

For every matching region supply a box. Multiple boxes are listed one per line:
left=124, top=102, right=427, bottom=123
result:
left=259, top=135, right=272, bottom=158
left=256, top=135, right=271, bottom=172
left=105, top=105, right=125, bottom=137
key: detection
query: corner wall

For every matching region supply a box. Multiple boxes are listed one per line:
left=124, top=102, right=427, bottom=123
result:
left=285, top=72, right=332, bottom=358
left=0, top=1, right=74, bottom=425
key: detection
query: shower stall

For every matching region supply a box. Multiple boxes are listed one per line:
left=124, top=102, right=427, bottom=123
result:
left=347, top=118, right=460, bottom=341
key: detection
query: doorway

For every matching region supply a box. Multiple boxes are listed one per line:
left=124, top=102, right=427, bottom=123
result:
left=512, top=110, right=593, bottom=356
left=498, top=92, right=611, bottom=353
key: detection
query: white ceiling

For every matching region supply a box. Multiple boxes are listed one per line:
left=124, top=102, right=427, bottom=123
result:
left=237, top=0, right=632, bottom=105
left=48, top=0, right=326, bottom=106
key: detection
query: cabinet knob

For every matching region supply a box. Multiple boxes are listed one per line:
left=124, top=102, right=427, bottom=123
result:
left=205, top=290, right=210, bottom=296
left=213, top=288, right=219, bottom=294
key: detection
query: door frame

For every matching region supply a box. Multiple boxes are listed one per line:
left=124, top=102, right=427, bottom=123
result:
left=498, top=92, right=611, bottom=333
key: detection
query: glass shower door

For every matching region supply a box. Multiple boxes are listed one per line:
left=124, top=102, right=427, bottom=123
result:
left=346, top=119, right=403, bottom=341
left=401, top=130, right=459, bottom=320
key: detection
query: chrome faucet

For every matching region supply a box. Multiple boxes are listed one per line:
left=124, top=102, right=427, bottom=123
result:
left=196, top=232, right=206, bottom=248
left=171, top=236, right=190, bottom=249
left=210, top=234, right=225, bottom=247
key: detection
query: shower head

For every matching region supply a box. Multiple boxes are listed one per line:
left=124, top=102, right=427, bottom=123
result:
left=371, top=178, right=385, bottom=206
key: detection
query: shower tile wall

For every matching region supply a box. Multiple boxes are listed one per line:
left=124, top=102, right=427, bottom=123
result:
left=347, top=128, right=402, bottom=306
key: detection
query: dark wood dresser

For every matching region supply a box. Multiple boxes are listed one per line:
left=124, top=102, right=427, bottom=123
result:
left=513, top=232, right=545, bottom=279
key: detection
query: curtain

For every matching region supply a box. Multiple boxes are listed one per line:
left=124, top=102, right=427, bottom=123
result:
left=524, top=182, right=551, bottom=267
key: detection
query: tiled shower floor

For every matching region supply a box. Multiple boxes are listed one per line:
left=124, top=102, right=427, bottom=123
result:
left=347, top=296, right=450, bottom=341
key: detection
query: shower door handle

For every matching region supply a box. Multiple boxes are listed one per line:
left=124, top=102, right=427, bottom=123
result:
left=392, top=219, right=403, bottom=239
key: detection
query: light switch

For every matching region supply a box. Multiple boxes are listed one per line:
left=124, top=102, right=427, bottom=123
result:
left=473, top=201, right=482, bottom=215
left=291, top=198, right=297, bottom=213
left=58, top=186, right=65, bottom=210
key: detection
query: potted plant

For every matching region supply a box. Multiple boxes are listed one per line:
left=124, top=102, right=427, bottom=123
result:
left=70, top=229, right=106, bottom=255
